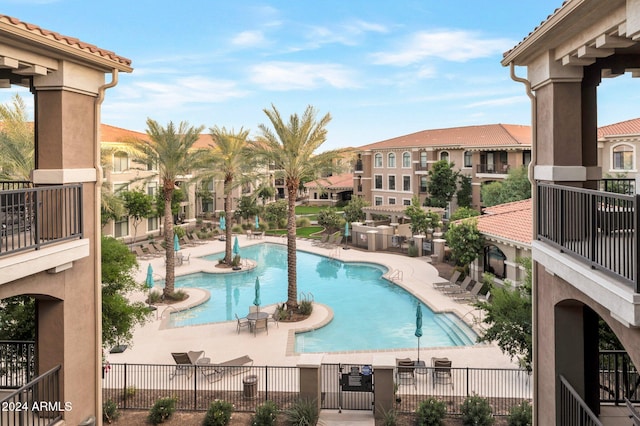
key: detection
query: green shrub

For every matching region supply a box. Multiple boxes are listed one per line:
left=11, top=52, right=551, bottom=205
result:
left=284, top=398, right=318, bottom=426
left=174, top=227, right=186, bottom=238
left=165, top=289, right=187, bottom=301
left=460, top=394, right=494, bottom=426
left=203, top=400, right=234, bottom=426
left=507, top=401, right=532, bottom=426
left=232, top=225, right=243, bottom=233
left=408, top=242, right=419, bottom=257
left=102, top=399, right=120, bottom=424
left=251, top=400, right=278, bottom=426
left=298, top=300, right=313, bottom=316
left=124, top=385, right=137, bottom=399
left=147, top=397, right=177, bottom=424
left=415, top=397, right=446, bottom=426
left=148, top=290, right=163, bottom=304
left=380, top=406, right=398, bottom=426
left=296, top=217, right=311, bottom=227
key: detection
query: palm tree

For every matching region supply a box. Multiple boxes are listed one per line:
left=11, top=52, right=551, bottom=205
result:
left=131, top=119, right=205, bottom=297
left=205, top=126, right=252, bottom=264
left=252, top=105, right=346, bottom=311
left=0, top=94, right=34, bottom=181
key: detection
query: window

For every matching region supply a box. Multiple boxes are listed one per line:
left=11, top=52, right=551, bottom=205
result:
left=388, top=197, right=396, bottom=205
left=374, top=175, right=383, bottom=189
left=464, top=151, right=472, bottom=168
left=388, top=153, right=396, bottom=168
left=114, top=217, right=129, bottom=238
left=420, top=176, right=428, bottom=192
left=402, top=152, right=411, bottom=168
left=113, top=152, right=128, bottom=172
left=147, top=182, right=158, bottom=197
left=388, top=175, right=396, bottom=190
left=613, top=144, right=634, bottom=170
left=484, top=245, right=507, bottom=279
left=374, top=196, right=383, bottom=206
left=374, top=153, right=383, bottom=168
left=403, top=199, right=411, bottom=206
left=147, top=216, right=159, bottom=232
left=403, top=176, right=411, bottom=191
left=440, top=151, right=449, bottom=162
left=113, top=183, right=128, bottom=195
left=523, top=151, right=531, bottom=165
left=420, top=151, right=427, bottom=167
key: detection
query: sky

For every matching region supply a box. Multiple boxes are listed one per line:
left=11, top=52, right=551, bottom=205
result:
left=3, top=0, right=640, bottom=150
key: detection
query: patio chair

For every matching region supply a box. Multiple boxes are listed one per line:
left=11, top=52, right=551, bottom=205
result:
left=441, top=276, right=473, bottom=294
left=235, top=314, right=250, bottom=334
left=626, top=398, right=640, bottom=426
left=145, top=243, right=164, bottom=258
left=169, top=350, right=205, bottom=380
left=181, top=235, right=195, bottom=247
left=132, top=246, right=150, bottom=259
left=267, top=310, right=279, bottom=328
left=396, top=358, right=416, bottom=387
left=253, top=318, right=268, bottom=336
left=431, top=357, right=453, bottom=389
left=199, top=355, right=254, bottom=383
left=312, top=234, right=330, bottom=246
left=433, top=270, right=461, bottom=289
left=452, top=280, right=484, bottom=302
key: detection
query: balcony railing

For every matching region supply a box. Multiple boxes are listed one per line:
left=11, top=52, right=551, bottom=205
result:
left=559, top=375, right=603, bottom=426
left=354, top=160, right=363, bottom=172
left=599, top=178, right=636, bottom=195
left=0, top=365, right=62, bottom=426
left=0, top=341, right=35, bottom=388
left=0, top=184, right=83, bottom=257
left=537, top=183, right=638, bottom=292
left=477, top=163, right=510, bottom=174
left=414, top=163, right=429, bottom=172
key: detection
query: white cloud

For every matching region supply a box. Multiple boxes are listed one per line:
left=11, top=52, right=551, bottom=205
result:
left=464, top=96, right=527, bottom=109
left=301, top=19, right=389, bottom=49
left=231, top=30, right=267, bottom=48
left=249, top=62, right=358, bottom=91
left=371, top=30, right=514, bottom=65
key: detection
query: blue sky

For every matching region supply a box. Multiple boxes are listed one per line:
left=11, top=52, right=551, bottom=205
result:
left=3, top=0, right=639, bottom=150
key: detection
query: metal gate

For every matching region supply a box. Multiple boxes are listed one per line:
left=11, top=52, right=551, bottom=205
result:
left=320, top=363, right=374, bottom=411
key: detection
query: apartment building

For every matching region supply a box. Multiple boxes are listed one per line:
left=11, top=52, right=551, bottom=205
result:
left=598, top=117, right=640, bottom=179
left=502, top=0, right=640, bottom=424
left=0, top=15, right=132, bottom=425
left=353, top=124, right=531, bottom=212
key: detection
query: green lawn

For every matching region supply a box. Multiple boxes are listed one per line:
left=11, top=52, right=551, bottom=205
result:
left=295, top=205, right=344, bottom=215
left=266, top=226, right=324, bottom=238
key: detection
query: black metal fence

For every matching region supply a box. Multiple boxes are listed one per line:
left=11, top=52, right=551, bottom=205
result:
left=599, top=350, right=640, bottom=403
left=103, top=363, right=299, bottom=412
left=599, top=178, right=636, bottom=195
left=0, top=365, right=62, bottom=426
left=0, top=184, right=83, bottom=256
left=394, top=366, right=531, bottom=416
left=320, top=363, right=374, bottom=411
left=0, top=340, right=35, bottom=388
left=537, top=183, right=639, bottom=292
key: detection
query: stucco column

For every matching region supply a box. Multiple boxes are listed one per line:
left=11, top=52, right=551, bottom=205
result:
left=372, top=355, right=395, bottom=420
left=297, top=354, right=323, bottom=412
left=367, top=230, right=378, bottom=251
left=413, top=235, right=424, bottom=257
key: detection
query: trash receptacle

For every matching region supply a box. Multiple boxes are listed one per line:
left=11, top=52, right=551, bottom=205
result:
left=243, top=374, right=258, bottom=399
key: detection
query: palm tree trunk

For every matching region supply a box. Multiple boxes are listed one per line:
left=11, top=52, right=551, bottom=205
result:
left=224, top=186, right=232, bottom=264
left=286, top=184, right=298, bottom=311
left=163, top=188, right=175, bottom=297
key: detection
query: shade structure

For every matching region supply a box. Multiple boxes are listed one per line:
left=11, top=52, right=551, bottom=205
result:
left=220, top=216, right=226, bottom=231
left=255, top=215, right=260, bottom=230
left=253, top=277, right=261, bottom=310
left=145, top=263, right=154, bottom=289
left=173, top=234, right=180, bottom=252
left=415, top=303, right=423, bottom=362
left=233, top=236, right=240, bottom=256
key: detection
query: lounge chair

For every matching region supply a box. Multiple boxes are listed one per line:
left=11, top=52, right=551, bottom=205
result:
left=181, top=235, right=196, bottom=247
left=626, top=398, right=640, bottom=426
left=452, top=280, right=484, bottom=302
left=169, top=350, right=205, bottom=379
left=235, top=314, right=250, bottom=334
left=253, top=318, right=268, bottom=336
left=132, top=246, right=151, bottom=259
left=189, top=233, right=207, bottom=244
left=145, top=243, right=164, bottom=257
left=441, top=276, right=473, bottom=294
left=396, top=358, right=416, bottom=387
left=431, top=357, right=453, bottom=389
left=199, top=355, right=254, bottom=383
left=312, top=234, right=330, bottom=246
left=433, top=270, right=461, bottom=289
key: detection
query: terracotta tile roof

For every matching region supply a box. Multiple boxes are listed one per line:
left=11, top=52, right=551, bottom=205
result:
left=100, top=124, right=146, bottom=142
left=597, top=118, right=640, bottom=139
left=0, top=15, right=132, bottom=68
left=192, top=133, right=215, bottom=149
left=472, top=198, right=532, bottom=246
left=359, top=124, right=531, bottom=150
left=305, top=173, right=354, bottom=190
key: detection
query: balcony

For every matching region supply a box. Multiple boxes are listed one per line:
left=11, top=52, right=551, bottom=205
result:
left=535, top=182, right=640, bottom=326
left=354, top=160, right=363, bottom=172
left=414, top=163, right=429, bottom=173
left=476, top=163, right=510, bottom=175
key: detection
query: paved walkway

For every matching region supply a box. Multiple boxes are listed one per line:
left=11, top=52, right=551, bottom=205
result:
left=110, top=235, right=517, bottom=371
left=318, top=410, right=374, bottom=426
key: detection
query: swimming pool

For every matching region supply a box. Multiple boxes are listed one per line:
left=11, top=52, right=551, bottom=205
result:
left=167, top=243, right=477, bottom=352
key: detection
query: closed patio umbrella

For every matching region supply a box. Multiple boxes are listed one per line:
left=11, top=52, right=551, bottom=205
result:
left=233, top=236, right=240, bottom=256
left=415, top=303, right=423, bottom=362
left=219, top=216, right=226, bottom=231
left=173, top=234, right=180, bottom=252
left=145, top=263, right=154, bottom=289
left=255, top=215, right=260, bottom=230
left=343, top=222, right=350, bottom=250
left=253, top=277, right=261, bottom=311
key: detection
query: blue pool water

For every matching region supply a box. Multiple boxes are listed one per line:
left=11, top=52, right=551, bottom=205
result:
left=167, top=243, right=477, bottom=352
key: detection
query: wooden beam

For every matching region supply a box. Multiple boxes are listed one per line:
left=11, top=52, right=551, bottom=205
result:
left=577, top=46, right=614, bottom=59
left=0, top=56, right=18, bottom=68
left=562, top=54, right=595, bottom=66
left=595, top=34, right=635, bottom=48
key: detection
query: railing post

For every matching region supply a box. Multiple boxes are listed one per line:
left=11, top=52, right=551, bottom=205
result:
left=123, top=364, right=128, bottom=410
left=264, top=365, right=268, bottom=402
left=635, top=194, right=640, bottom=293
left=466, top=367, right=469, bottom=396
left=193, top=365, right=198, bottom=411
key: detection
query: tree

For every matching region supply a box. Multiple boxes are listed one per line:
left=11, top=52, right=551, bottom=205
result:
left=450, top=206, right=480, bottom=222
left=427, top=160, right=459, bottom=208
left=264, top=199, right=287, bottom=228
left=317, top=207, right=342, bottom=234
left=120, top=190, right=154, bottom=244
left=405, top=195, right=428, bottom=235
left=0, top=296, right=35, bottom=340
left=252, top=105, right=346, bottom=311
left=0, top=94, right=33, bottom=181
left=476, top=258, right=532, bottom=371
left=445, top=219, right=484, bottom=272
left=456, top=174, right=472, bottom=208
left=131, top=119, right=205, bottom=297
left=236, top=195, right=260, bottom=224
left=204, top=126, right=253, bottom=264
left=343, top=196, right=368, bottom=224
left=255, top=184, right=276, bottom=206
left=480, top=166, right=531, bottom=207
left=101, top=236, right=150, bottom=348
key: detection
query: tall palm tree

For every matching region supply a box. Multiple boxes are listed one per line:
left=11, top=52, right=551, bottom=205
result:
left=0, top=94, right=34, bottom=181
left=205, top=126, right=252, bottom=264
left=131, top=119, right=205, bottom=297
left=252, top=105, right=346, bottom=311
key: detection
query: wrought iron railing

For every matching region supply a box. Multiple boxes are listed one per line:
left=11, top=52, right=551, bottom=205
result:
left=0, top=340, right=35, bottom=388
left=0, top=184, right=83, bottom=257
left=354, top=160, right=363, bottom=172
left=477, top=163, right=510, bottom=174
left=599, top=178, right=636, bottom=195
left=414, top=163, right=429, bottom=172
left=559, top=375, right=603, bottom=426
left=0, top=181, right=32, bottom=191
left=537, top=183, right=639, bottom=292
left=599, top=350, right=640, bottom=403
left=0, top=365, right=62, bottom=426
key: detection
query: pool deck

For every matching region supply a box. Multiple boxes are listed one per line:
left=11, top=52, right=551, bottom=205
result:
left=110, top=235, right=519, bottom=370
